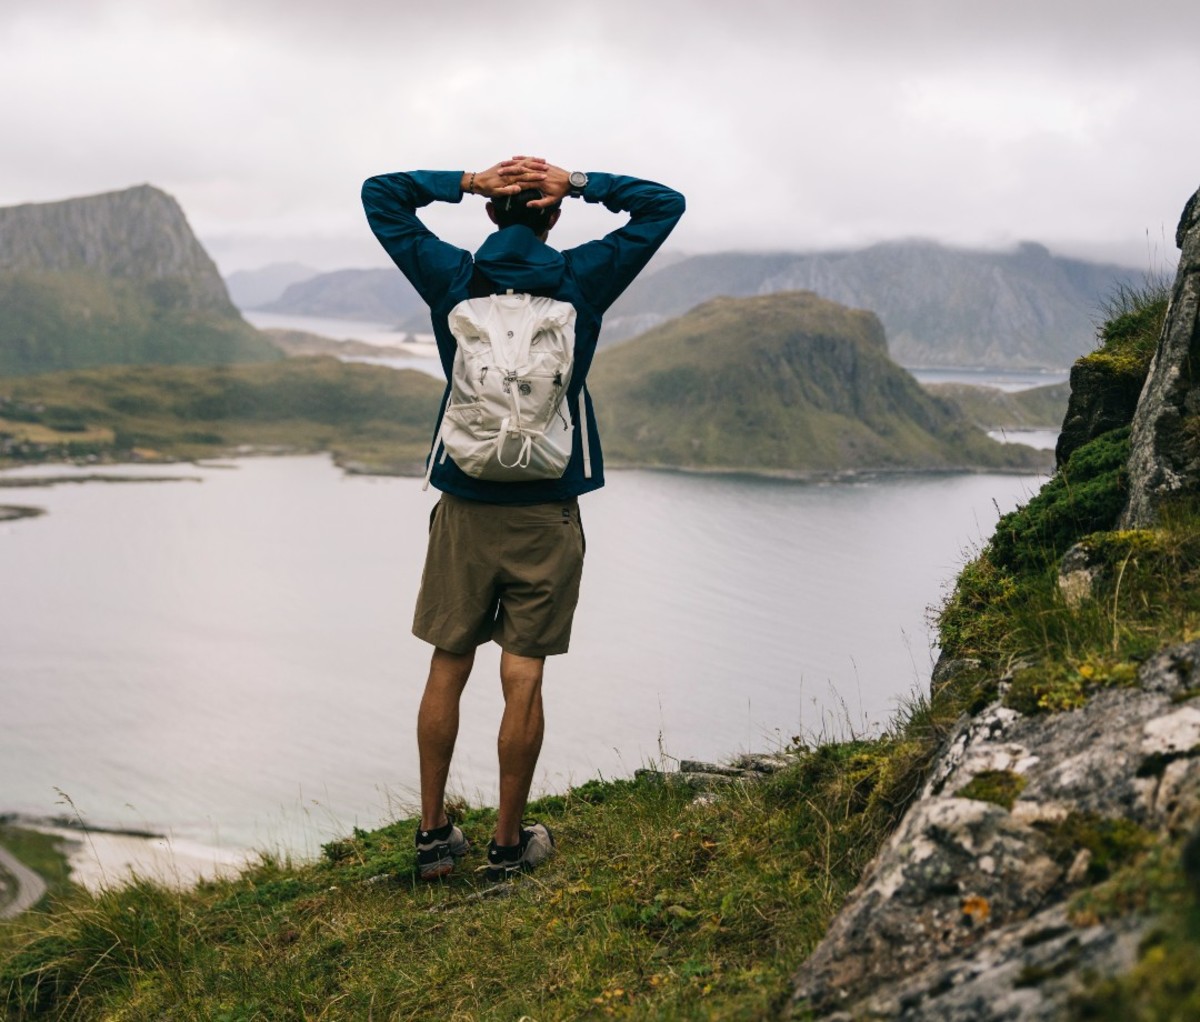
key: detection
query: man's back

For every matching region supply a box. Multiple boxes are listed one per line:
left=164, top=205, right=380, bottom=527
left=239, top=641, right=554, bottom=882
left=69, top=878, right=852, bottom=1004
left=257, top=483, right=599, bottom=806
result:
left=361, top=160, right=685, bottom=502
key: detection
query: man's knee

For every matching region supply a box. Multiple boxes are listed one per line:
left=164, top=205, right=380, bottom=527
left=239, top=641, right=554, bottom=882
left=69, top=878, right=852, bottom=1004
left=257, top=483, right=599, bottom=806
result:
left=429, top=646, right=475, bottom=688
left=499, top=650, right=545, bottom=696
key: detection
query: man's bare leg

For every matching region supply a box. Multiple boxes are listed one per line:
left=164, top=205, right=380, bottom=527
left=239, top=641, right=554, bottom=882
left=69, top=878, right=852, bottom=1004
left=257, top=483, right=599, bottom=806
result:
left=495, top=650, right=545, bottom=846
left=417, top=647, right=475, bottom=831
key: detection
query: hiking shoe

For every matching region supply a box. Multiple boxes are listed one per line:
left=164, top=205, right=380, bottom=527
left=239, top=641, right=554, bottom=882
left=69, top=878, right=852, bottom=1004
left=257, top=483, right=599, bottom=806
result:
left=415, top=819, right=470, bottom=880
left=484, top=822, right=556, bottom=881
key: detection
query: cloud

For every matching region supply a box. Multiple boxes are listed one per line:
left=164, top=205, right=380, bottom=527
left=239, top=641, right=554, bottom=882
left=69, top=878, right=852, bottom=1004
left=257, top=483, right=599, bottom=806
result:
left=1, top=0, right=1197, bottom=271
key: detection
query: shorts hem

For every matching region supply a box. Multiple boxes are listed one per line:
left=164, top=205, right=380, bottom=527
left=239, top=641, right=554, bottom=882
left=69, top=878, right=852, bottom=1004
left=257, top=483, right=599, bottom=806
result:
left=496, top=639, right=570, bottom=658
left=412, top=627, right=482, bottom=656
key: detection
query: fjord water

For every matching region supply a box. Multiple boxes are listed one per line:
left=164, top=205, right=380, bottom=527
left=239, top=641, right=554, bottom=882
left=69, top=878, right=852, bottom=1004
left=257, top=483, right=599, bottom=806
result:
left=0, top=456, right=1045, bottom=855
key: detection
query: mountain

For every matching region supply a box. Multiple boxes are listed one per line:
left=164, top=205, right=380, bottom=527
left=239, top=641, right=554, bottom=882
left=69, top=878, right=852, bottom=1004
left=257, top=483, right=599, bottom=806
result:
left=224, top=262, right=319, bottom=309
left=0, top=185, right=279, bottom=375
left=588, top=290, right=1048, bottom=474
left=601, top=241, right=1139, bottom=368
left=260, top=241, right=1138, bottom=368
left=256, top=268, right=426, bottom=324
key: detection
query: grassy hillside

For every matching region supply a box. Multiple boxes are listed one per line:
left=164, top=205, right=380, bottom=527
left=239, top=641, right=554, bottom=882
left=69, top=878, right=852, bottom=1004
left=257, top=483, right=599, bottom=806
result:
left=0, top=358, right=443, bottom=474
left=0, top=270, right=281, bottom=376
left=923, top=380, right=1071, bottom=430
left=590, top=292, right=1047, bottom=474
left=1, top=286, right=1196, bottom=1018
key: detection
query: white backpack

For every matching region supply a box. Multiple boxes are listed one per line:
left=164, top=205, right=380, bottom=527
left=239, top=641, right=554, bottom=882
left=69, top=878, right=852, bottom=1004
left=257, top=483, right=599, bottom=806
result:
left=423, top=290, right=593, bottom=487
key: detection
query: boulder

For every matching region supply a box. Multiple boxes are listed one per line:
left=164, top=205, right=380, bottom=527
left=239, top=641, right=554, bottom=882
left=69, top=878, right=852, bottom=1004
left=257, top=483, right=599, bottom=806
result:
left=788, top=640, right=1200, bottom=1020
left=1121, top=188, right=1200, bottom=526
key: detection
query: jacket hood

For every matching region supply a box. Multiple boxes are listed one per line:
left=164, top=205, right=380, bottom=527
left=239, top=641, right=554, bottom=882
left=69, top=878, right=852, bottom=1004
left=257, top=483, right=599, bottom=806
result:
left=473, top=226, right=565, bottom=293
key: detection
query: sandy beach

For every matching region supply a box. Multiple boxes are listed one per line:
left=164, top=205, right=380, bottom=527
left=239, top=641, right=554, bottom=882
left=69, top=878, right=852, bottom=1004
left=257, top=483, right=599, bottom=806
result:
left=28, top=824, right=251, bottom=893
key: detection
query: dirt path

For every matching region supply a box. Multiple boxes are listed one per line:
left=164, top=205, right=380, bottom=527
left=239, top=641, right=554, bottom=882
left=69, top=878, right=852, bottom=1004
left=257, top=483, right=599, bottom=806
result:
left=0, top=844, right=48, bottom=918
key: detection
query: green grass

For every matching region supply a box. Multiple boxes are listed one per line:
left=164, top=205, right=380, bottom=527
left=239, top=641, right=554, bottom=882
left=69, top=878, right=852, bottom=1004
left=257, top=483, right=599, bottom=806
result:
left=0, top=736, right=945, bottom=1020
left=1081, top=277, right=1171, bottom=382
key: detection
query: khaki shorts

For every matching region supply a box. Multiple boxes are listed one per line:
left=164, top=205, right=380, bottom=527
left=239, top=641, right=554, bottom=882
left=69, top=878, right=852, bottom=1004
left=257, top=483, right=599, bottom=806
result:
left=413, top=493, right=586, bottom=658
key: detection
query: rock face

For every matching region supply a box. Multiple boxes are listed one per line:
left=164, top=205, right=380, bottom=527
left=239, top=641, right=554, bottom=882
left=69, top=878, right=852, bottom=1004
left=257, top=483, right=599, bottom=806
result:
left=788, top=642, right=1200, bottom=1020
left=1121, top=188, right=1200, bottom=526
left=0, top=185, right=279, bottom=374
left=1055, top=359, right=1145, bottom=467
left=0, top=185, right=235, bottom=315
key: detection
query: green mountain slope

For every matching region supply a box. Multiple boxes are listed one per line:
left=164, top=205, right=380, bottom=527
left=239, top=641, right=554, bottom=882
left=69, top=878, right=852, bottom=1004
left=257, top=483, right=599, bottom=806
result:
left=0, top=186, right=280, bottom=375
left=589, top=291, right=1047, bottom=474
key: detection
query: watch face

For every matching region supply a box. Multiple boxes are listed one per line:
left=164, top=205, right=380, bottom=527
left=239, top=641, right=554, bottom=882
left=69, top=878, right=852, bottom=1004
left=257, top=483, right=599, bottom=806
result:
left=569, top=171, right=588, bottom=189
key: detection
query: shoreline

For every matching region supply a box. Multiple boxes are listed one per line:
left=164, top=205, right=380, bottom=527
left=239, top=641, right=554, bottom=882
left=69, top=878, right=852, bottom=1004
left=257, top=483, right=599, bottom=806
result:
left=32, top=824, right=249, bottom=894
left=2, top=816, right=250, bottom=894
left=0, top=448, right=1055, bottom=488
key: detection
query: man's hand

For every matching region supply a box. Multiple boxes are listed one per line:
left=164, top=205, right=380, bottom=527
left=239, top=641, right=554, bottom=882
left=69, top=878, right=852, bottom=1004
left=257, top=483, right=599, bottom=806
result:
left=462, top=158, right=548, bottom=199
left=462, top=157, right=571, bottom=206
left=509, top=157, right=570, bottom=207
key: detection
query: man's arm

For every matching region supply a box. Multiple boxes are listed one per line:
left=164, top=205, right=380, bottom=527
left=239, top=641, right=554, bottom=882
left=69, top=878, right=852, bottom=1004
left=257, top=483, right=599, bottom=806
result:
left=520, top=159, right=686, bottom=312
left=361, top=161, right=536, bottom=305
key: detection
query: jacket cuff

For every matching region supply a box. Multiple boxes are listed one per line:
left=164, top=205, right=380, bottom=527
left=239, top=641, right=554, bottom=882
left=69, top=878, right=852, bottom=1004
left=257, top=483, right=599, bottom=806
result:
left=581, top=172, right=613, bottom=203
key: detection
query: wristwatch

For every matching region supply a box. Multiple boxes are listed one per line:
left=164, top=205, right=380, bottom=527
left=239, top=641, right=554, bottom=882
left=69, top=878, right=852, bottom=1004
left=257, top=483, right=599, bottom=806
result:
left=568, top=171, right=589, bottom=197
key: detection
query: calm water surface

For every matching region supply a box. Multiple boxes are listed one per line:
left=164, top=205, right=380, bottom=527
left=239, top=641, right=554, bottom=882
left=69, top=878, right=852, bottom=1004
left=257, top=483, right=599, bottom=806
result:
left=0, top=457, right=1046, bottom=855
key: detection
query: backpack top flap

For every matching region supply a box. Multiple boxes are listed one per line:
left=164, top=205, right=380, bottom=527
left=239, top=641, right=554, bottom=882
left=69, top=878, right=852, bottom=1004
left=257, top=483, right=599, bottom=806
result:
left=448, top=293, right=576, bottom=375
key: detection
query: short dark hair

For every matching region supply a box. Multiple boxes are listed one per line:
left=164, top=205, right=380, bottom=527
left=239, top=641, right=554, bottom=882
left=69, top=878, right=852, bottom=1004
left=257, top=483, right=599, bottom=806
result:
left=490, top=188, right=561, bottom=234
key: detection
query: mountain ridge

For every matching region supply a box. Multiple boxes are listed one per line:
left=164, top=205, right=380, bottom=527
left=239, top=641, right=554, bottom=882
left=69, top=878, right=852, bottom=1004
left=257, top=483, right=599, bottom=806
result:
left=257, top=240, right=1139, bottom=368
left=601, top=240, right=1139, bottom=368
left=0, top=185, right=280, bottom=374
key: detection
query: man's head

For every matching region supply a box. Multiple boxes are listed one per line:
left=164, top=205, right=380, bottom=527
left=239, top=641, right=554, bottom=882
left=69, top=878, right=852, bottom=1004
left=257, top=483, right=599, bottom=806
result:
left=486, top=188, right=562, bottom=239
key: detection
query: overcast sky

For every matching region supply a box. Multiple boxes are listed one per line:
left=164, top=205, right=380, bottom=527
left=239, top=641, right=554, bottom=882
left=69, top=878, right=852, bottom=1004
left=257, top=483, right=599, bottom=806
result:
left=3, top=0, right=1197, bottom=274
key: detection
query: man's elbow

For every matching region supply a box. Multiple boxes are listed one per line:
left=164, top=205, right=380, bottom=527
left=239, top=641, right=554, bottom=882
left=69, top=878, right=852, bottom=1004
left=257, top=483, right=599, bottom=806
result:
left=361, top=176, right=385, bottom=206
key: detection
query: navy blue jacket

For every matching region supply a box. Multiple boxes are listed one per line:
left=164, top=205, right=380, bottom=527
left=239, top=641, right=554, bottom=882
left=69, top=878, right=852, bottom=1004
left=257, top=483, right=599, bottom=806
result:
left=362, top=170, right=685, bottom=503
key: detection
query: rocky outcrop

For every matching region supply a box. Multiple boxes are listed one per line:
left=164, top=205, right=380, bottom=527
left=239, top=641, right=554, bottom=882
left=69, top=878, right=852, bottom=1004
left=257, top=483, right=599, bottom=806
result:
left=787, top=189, right=1200, bottom=1018
left=1121, top=188, right=1200, bottom=526
left=636, top=752, right=802, bottom=792
left=0, top=186, right=279, bottom=374
left=788, top=641, right=1200, bottom=1020
left=0, top=185, right=236, bottom=316
left=1055, top=359, right=1145, bottom=466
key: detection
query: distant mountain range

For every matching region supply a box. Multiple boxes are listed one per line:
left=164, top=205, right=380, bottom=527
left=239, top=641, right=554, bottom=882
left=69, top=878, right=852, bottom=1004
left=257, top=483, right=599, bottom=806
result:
left=589, top=291, right=1047, bottom=474
left=602, top=241, right=1138, bottom=369
left=254, top=240, right=1138, bottom=369
left=0, top=186, right=278, bottom=375
left=225, top=262, right=318, bottom=309
left=250, top=268, right=426, bottom=324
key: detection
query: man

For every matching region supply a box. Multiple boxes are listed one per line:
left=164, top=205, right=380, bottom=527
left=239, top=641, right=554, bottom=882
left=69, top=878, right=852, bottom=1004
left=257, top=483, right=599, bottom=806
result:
left=362, top=156, right=684, bottom=880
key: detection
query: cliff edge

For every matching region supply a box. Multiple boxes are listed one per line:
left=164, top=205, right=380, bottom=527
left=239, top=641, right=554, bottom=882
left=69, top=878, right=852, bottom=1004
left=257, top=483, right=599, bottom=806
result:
left=788, top=185, right=1200, bottom=1020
